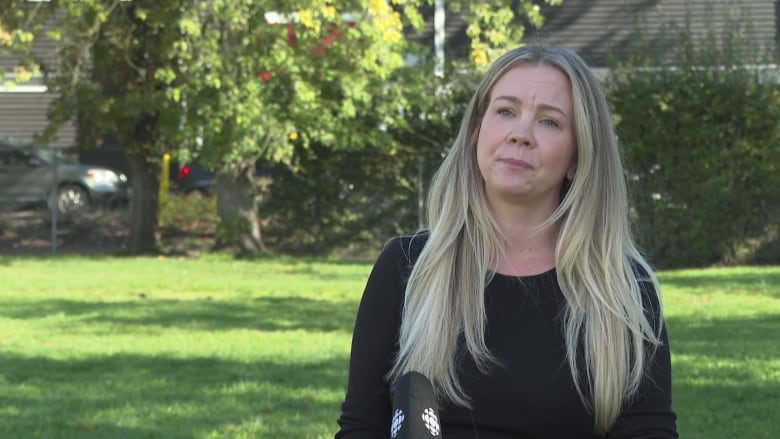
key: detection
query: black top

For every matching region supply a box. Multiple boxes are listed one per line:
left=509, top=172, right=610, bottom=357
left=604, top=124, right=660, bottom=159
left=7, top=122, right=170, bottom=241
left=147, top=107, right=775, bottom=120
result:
left=336, top=234, right=677, bottom=438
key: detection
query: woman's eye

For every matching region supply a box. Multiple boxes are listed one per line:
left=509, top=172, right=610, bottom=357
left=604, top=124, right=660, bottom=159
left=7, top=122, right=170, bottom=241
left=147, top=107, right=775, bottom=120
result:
left=541, top=118, right=559, bottom=128
left=497, top=108, right=514, bottom=117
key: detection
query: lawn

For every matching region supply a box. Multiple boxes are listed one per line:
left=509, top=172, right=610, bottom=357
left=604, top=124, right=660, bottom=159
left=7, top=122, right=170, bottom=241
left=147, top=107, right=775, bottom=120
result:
left=0, top=255, right=777, bottom=438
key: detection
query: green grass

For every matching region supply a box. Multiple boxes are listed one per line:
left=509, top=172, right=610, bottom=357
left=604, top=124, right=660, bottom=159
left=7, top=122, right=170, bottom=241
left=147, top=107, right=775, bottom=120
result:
left=660, top=267, right=780, bottom=439
left=0, top=254, right=366, bottom=438
left=0, top=256, right=777, bottom=438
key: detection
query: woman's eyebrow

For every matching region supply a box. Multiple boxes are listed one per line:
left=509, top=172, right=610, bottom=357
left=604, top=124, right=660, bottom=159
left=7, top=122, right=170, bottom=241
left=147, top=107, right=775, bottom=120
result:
left=492, top=95, right=569, bottom=117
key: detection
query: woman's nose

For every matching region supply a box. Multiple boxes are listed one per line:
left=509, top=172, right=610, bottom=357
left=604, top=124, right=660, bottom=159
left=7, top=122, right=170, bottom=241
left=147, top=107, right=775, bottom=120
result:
left=506, top=119, right=534, bottom=147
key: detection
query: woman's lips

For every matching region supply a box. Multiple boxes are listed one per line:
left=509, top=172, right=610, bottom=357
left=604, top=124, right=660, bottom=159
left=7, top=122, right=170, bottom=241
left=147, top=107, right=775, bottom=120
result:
left=500, top=158, right=533, bottom=170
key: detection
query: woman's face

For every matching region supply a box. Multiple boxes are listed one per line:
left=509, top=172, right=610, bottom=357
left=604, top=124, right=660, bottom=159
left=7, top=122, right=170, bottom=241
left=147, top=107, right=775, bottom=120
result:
left=476, top=63, right=577, bottom=210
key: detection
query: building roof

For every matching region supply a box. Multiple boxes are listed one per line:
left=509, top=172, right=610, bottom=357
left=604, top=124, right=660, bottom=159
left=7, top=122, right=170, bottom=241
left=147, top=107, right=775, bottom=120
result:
left=536, top=0, right=778, bottom=67
left=403, top=1, right=778, bottom=68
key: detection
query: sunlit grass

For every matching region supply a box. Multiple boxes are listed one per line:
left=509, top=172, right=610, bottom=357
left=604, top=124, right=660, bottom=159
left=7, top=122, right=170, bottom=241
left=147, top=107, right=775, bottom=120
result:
left=0, top=257, right=777, bottom=438
left=660, top=266, right=780, bottom=439
left=0, top=255, right=368, bottom=438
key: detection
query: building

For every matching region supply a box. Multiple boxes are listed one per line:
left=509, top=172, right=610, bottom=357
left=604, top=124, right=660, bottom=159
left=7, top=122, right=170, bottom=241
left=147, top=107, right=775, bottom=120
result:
left=537, top=0, right=778, bottom=71
left=0, top=7, right=76, bottom=148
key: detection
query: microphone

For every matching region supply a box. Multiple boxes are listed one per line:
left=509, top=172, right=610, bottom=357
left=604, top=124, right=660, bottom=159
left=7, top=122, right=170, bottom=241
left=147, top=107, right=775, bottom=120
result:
left=390, top=371, right=442, bottom=438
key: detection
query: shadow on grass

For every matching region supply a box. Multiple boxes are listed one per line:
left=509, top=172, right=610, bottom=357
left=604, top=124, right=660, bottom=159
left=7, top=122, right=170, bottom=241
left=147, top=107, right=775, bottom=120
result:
left=660, top=269, right=780, bottom=298
left=0, top=353, right=349, bottom=438
left=666, top=314, right=780, bottom=359
left=0, top=296, right=360, bottom=333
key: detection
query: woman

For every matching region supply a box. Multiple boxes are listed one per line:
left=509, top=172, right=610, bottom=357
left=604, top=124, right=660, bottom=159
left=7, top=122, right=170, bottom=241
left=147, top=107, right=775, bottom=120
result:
left=336, top=44, right=677, bottom=438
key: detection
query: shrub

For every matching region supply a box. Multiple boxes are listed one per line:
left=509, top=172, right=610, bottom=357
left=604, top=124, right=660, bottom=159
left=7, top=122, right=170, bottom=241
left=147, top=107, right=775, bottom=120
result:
left=606, top=5, right=780, bottom=267
left=159, top=191, right=217, bottom=231
left=261, top=59, right=479, bottom=255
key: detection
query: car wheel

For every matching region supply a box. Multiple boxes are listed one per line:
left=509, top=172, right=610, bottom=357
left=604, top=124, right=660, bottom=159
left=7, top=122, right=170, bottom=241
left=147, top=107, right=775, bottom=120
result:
left=55, top=184, right=90, bottom=215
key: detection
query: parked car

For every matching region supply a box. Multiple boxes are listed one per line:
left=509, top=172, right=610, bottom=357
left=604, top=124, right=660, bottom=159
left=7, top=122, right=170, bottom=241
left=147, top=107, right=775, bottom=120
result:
left=167, top=160, right=274, bottom=195
left=169, top=161, right=215, bottom=195
left=0, top=140, right=129, bottom=215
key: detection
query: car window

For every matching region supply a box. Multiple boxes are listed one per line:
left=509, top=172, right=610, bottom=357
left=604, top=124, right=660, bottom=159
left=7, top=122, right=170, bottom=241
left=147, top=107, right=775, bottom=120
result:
left=35, top=148, right=75, bottom=165
left=1, top=147, right=76, bottom=166
left=0, top=149, right=28, bottom=166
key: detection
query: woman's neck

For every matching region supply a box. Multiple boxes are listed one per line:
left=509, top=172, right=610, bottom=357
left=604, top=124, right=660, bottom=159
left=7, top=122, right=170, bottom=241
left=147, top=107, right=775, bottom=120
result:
left=488, top=199, right=560, bottom=277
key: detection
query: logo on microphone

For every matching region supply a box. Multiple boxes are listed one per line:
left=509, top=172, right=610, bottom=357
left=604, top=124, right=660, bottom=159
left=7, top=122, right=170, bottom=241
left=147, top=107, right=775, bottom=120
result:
left=421, top=407, right=440, bottom=436
left=390, top=408, right=405, bottom=438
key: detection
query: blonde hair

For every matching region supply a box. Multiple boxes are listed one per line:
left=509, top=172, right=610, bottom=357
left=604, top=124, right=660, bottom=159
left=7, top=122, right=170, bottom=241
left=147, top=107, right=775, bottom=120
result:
left=389, top=44, right=663, bottom=435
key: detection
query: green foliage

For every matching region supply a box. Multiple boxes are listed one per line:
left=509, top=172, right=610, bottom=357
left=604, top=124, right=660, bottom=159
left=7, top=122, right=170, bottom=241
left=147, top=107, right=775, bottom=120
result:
left=450, top=0, right=563, bottom=65
left=606, top=7, right=780, bottom=268
left=215, top=217, right=252, bottom=248
left=262, top=57, right=481, bottom=253
left=256, top=1, right=570, bottom=254
left=1, top=0, right=567, bottom=254
left=159, top=192, right=218, bottom=229
left=262, top=144, right=419, bottom=254
left=0, top=2, right=48, bottom=85
left=175, top=0, right=415, bottom=170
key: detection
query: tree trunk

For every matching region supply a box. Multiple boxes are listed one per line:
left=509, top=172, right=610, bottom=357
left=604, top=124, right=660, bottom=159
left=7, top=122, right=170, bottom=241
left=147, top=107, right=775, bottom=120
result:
left=215, top=163, right=266, bottom=253
left=127, top=152, right=160, bottom=254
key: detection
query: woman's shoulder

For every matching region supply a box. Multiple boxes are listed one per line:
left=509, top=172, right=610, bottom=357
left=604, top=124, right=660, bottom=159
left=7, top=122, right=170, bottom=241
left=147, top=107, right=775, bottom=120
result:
left=626, top=256, right=664, bottom=323
left=378, top=230, right=430, bottom=266
left=359, top=232, right=430, bottom=308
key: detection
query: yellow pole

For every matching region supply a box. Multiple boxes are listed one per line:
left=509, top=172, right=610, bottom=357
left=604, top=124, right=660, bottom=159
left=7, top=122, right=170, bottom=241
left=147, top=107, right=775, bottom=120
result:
left=160, top=153, right=170, bottom=204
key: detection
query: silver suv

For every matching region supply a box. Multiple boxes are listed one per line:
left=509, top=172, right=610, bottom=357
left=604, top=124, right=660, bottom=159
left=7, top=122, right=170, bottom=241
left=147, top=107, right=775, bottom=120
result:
left=0, top=140, right=129, bottom=215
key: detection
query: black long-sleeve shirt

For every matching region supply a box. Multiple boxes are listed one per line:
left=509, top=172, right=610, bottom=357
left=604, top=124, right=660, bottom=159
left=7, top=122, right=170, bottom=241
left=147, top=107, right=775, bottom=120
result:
left=336, top=234, right=677, bottom=438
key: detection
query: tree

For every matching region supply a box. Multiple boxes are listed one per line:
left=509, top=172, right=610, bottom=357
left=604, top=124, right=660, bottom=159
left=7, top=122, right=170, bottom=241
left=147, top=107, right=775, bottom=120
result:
left=1, top=0, right=564, bottom=254
left=606, top=3, right=780, bottom=267
left=173, top=0, right=567, bottom=254
left=257, top=0, right=567, bottom=252
left=3, top=0, right=194, bottom=253
left=0, top=2, right=41, bottom=86
left=174, top=0, right=416, bottom=253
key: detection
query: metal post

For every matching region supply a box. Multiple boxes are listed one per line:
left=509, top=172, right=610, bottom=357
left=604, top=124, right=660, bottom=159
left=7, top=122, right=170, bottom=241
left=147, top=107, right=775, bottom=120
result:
left=50, top=148, right=58, bottom=254
left=418, top=156, right=425, bottom=229
left=434, top=0, right=445, bottom=78
left=415, top=0, right=445, bottom=229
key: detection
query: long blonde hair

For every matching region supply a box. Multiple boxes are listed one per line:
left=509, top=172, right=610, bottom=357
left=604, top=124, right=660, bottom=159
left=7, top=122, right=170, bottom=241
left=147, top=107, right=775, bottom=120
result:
left=389, top=44, right=663, bottom=435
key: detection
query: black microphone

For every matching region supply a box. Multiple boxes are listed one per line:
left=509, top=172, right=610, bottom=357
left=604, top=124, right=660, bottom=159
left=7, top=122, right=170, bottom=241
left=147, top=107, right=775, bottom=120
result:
left=390, top=371, right=442, bottom=438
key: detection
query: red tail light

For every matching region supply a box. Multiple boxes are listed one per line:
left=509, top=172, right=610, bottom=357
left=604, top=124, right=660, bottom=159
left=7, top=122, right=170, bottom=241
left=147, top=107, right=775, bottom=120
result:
left=178, top=165, right=191, bottom=180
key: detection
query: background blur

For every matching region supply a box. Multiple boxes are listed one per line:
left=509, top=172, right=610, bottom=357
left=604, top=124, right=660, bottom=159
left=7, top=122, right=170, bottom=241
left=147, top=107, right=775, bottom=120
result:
left=1, top=0, right=778, bottom=268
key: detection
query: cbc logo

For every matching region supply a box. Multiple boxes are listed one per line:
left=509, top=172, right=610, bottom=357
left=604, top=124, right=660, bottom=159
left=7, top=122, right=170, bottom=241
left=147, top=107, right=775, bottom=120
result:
left=390, top=409, right=405, bottom=438
left=421, top=407, right=440, bottom=436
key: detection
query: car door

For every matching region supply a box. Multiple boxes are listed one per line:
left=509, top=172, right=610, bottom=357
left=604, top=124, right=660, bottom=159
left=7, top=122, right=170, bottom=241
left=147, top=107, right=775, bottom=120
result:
left=0, top=148, right=29, bottom=202
left=0, top=148, right=53, bottom=203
